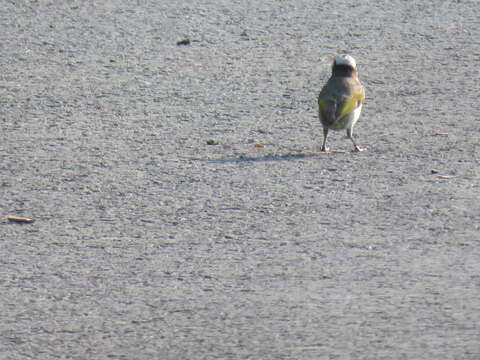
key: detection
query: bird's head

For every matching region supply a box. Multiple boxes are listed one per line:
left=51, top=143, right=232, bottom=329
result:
left=332, top=55, right=358, bottom=77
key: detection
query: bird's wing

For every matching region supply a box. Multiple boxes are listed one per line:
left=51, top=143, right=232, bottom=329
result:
left=318, top=97, right=337, bottom=124
left=338, top=89, right=365, bottom=118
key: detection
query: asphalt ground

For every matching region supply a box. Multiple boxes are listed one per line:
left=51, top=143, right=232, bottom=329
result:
left=1, top=1, right=479, bottom=359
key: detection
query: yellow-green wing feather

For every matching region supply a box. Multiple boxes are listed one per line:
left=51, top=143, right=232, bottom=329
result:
left=338, top=90, right=365, bottom=118
left=318, top=98, right=329, bottom=118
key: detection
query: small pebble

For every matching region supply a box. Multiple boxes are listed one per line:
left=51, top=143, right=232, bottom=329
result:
left=176, top=39, right=191, bottom=46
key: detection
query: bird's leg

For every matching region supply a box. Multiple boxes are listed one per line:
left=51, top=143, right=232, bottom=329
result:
left=321, top=127, right=329, bottom=152
left=346, top=128, right=364, bottom=152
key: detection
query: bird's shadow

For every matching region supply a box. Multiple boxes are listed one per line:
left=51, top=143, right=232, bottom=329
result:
left=207, top=150, right=351, bottom=164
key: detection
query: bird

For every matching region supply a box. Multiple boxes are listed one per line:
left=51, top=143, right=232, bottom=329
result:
left=317, top=55, right=365, bottom=152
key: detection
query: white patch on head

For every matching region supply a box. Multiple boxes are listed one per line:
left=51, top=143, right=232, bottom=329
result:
left=334, top=55, right=357, bottom=69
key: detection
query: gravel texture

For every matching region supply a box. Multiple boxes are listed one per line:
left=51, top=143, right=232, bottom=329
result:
left=1, top=1, right=480, bottom=359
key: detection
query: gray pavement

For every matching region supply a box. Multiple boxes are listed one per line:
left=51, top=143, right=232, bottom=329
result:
left=1, top=1, right=479, bottom=359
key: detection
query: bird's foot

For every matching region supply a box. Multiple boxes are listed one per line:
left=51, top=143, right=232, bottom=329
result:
left=320, top=146, right=330, bottom=152
left=352, top=145, right=365, bottom=152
